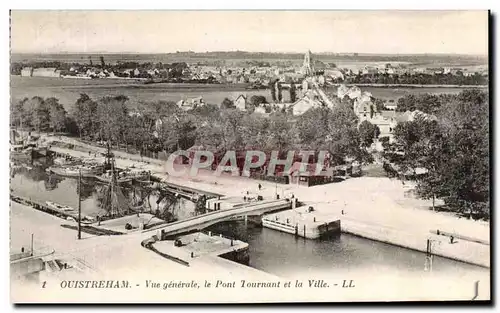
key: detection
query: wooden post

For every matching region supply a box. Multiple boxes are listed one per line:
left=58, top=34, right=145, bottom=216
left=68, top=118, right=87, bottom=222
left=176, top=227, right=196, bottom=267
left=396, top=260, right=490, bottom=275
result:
left=30, top=233, right=34, bottom=257
left=78, top=169, right=82, bottom=240
left=425, top=239, right=433, bottom=272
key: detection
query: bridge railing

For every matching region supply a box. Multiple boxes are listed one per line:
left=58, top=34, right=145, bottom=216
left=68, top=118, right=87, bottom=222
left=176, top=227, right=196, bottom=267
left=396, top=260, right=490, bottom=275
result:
left=143, top=198, right=291, bottom=234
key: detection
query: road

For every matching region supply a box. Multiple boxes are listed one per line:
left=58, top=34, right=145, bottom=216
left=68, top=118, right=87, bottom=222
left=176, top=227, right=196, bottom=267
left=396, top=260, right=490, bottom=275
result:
left=144, top=199, right=291, bottom=236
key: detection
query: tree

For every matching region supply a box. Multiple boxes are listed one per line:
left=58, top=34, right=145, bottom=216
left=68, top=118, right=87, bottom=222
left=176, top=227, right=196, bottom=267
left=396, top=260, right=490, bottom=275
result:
left=124, top=114, right=152, bottom=153
left=379, top=136, right=391, bottom=150
left=266, top=112, right=294, bottom=152
left=296, top=105, right=369, bottom=165
left=96, top=95, right=129, bottom=146
left=220, top=109, right=245, bottom=150
left=72, top=94, right=98, bottom=139
left=46, top=97, right=67, bottom=133
left=221, top=98, right=235, bottom=109
left=64, top=116, right=79, bottom=137
left=373, top=98, right=385, bottom=112
left=369, top=104, right=375, bottom=119
left=295, top=107, right=331, bottom=150
left=289, top=82, right=297, bottom=103
left=29, top=96, right=50, bottom=133
left=396, top=93, right=443, bottom=114
left=10, top=98, right=28, bottom=129
left=437, top=89, right=489, bottom=218
left=393, top=89, right=489, bottom=218
left=396, top=94, right=417, bottom=112
left=277, top=82, right=283, bottom=103
left=413, top=123, right=448, bottom=211
left=358, top=120, right=379, bottom=147
left=270, top=80, right=277, bottom=102
left=325, top=103, right=370, bottom=165
left=240, top=113, right=269, bottom=150
left=197, top=120, right=225, bottom=151
left=392, top=117, right=429, bottom=174
left=195, top=108, right=245, bottom=153
left=191, top=103, right=221, bottom=130
left=160, top=112, right=197, bottom=152
left=249, top=95, right=267, bottom=107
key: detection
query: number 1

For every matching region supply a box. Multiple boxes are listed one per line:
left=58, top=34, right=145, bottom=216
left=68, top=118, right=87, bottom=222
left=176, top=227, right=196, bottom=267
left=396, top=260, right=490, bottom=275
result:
left=472, top=281, right=479, bottom=300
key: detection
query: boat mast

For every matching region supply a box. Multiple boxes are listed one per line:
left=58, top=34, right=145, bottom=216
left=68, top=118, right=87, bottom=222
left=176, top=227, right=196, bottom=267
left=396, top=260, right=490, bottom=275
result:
left=19, top=116, right=23, bottom=144
left=78, top=169, right=82, bottom=240
left=110, top=159, right=115, bottom=216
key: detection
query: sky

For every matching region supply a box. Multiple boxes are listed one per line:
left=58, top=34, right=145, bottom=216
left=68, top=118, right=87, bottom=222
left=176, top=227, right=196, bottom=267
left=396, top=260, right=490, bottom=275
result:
left=10, top=10, right=489, bottom=55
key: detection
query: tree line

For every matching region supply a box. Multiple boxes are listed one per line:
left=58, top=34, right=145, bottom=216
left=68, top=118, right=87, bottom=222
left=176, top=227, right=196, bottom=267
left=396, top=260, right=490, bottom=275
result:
left=10, top=93, right=378, bottom=168
left=11, top=89, right=488, bottom=218
left=387, top=89, right=489, bottom=220
left=343, top=73, right=488, bottom=86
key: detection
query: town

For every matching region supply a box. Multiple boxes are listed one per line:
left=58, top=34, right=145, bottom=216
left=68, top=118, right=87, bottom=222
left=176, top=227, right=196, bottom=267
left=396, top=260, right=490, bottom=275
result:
left=11, top=51, right=488, bottom=86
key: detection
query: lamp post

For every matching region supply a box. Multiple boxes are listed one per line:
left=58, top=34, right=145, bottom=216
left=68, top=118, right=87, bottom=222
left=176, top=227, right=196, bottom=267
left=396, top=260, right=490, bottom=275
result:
left=77, top=169, right=82, bottom=240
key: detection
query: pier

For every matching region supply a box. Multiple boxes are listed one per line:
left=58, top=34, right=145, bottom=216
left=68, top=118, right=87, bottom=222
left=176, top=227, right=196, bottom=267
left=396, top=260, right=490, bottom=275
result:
left=10, top=194, right=126, bottom=236
left=149, top=231, right=249, bottom=267
left=10, top=194, right=80, bottom=222
left=262, top=203, right=341, bottom=239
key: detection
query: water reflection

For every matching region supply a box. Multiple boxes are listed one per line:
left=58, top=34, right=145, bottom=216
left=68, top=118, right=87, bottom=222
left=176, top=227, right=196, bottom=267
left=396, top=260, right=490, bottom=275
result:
left=43, top=175, right=63, bottom=191
left=208, top=220, right=489, bottom=278
left=10, top=157, right=197, bottom=220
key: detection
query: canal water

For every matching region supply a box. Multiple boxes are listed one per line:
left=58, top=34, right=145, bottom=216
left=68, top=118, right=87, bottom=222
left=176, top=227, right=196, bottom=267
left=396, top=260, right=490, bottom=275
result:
left=9, top=160, right=196, bottom=221
left=10, top=159, right=489, bottom=279
left=207, top=221, right=488, bottom=279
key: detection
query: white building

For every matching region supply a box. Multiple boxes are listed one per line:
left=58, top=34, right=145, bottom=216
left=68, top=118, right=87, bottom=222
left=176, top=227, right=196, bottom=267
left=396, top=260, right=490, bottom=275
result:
left=20, top=67, right=33, bottom=77
left=32, top=68, right=61, bottom=78
left=385, top=103, right=398, bottom=111
left=291, top=96, right=321, bottom=116
left=234, top=95, right=247, bottom=111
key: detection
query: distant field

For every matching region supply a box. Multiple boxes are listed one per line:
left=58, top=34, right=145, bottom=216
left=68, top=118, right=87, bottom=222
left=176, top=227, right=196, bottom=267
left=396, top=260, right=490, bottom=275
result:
left=11, top=52, right=488, bottom=70
left=10, top=75, right=478, bottom=110
left=10, top=76, right=263, bottom=110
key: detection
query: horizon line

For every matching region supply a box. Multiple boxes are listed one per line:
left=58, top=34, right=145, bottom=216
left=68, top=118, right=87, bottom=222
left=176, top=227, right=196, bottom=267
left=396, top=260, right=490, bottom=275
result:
left=10, top=50, right=488, bottom=57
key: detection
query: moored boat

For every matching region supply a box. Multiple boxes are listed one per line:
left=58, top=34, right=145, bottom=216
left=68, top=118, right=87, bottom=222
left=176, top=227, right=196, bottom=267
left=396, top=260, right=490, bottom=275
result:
left=10, top=145, right=33, bottom=161
left=46, top=201, right=75, bottom=212
left=124, top=169, right=151, bottom=181
left=53, top=156, right=76, bottom=166
left=32, top=146, right=49, bottom=158
left=93, top=171, right=132, bottom=184
left=46, top=164, right=104, bottom=178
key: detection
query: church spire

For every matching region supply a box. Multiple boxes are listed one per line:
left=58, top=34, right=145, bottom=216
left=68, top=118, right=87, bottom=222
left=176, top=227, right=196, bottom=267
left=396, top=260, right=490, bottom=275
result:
left=303, top=50, right=314, bottom=76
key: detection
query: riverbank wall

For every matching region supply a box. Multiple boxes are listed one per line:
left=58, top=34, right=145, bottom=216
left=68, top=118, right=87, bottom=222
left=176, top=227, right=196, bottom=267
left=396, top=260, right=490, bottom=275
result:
left=340, top=218, right=490, bottom=268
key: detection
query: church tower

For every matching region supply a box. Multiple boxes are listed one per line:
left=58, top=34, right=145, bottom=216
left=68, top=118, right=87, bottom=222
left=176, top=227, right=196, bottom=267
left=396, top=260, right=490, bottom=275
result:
left=303, top=50, right=314, bottom=77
